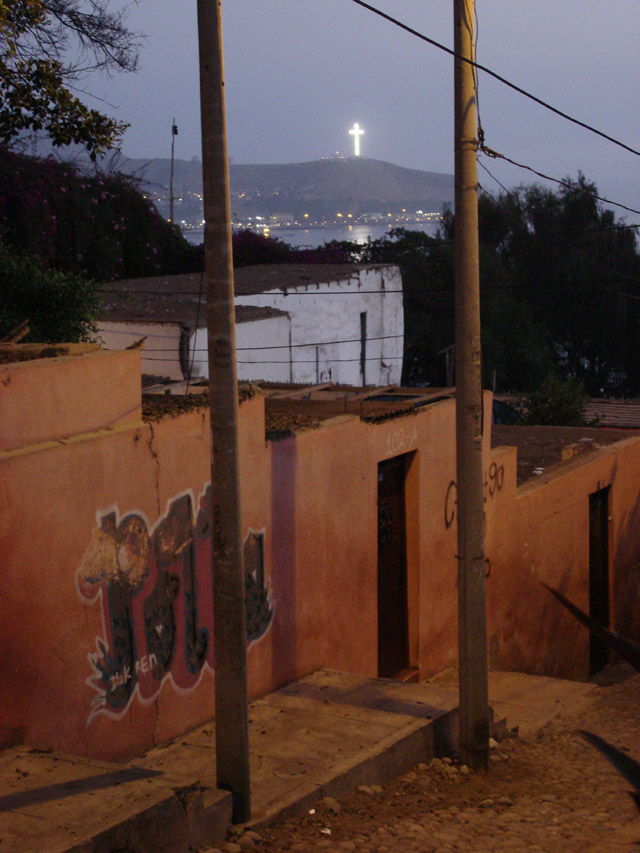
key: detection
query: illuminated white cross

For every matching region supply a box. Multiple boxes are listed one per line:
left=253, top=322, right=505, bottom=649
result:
left=349, top=122, right=364, bottom=157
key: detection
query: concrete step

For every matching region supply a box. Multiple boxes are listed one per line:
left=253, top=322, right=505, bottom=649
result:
left=0, top=668, right=597, bottom=850
left=0, top=746, right=231, bottom=853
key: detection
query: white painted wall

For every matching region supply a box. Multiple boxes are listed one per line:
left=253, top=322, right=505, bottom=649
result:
left=190, top=314, right=292, bottom=382
left=235, top=266, right=404, bottom=386
left=97, top=321, right=184, bottom=380
left=98, top=266, right=404, bottom=387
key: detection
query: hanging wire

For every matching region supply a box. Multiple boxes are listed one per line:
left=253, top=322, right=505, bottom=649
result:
left=348, top=0, right=640, bottom=158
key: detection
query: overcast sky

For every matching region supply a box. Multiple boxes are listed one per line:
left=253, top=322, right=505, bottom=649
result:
left=87, top=1, right=639, bottom=216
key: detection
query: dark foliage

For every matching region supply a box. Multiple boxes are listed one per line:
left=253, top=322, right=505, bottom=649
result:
left=524, top=376, right=588, bottom=426
left=0, top=148, right=201, bottom=281
left=0, top=242, right=97, bottom=341
left=0, top=0, right=140, bottom=156
left=313, top=177, right=640, bottom=396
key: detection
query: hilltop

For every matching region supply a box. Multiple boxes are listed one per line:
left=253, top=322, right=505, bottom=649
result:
left=120, top=156, right=454, bottom=219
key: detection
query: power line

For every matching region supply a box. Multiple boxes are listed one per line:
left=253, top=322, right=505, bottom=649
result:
left=477, top=161, right=513, bottom=198
left=477, top=172, right=640, bottom=287
left=127, top=332, right=406, bottom=353
left=141, top=353, right=405, bottom=365
left=349, top=0, right=640, bottom=159
left=98, top=272, right=640, bottom=300
left=479, top=147, right=640, bottom=217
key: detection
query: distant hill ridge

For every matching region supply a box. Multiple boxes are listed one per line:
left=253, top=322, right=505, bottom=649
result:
left=121, top=156, right=454, bottom=215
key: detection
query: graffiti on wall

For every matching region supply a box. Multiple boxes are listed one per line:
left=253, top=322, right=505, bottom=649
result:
left=444, top=461, right=505, bottom=529
left=76, top=485, right=274, bottom=723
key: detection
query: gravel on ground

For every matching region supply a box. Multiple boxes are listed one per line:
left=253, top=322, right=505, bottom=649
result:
left=234, top=666, right=640, bottom=852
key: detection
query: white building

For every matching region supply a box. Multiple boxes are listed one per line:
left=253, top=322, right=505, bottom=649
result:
left=97, top=264, right=403, bottom=387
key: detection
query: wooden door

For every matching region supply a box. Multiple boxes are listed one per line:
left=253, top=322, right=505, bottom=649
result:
left=589, top=487, right=610, bottom=674
left=377, top=456, right=409, bottom=677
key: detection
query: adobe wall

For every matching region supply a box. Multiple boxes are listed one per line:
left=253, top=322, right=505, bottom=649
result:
left=4, top=347, right=640, bottom=761
left=234, top=266, right=404, bottom=386
left=0, top=376, right=271, bottom=760
left=0, top=349, right=467, bottom=759
left=0, top=348, right=141, bottom=451
left=486, top=437, right=640, bottom=681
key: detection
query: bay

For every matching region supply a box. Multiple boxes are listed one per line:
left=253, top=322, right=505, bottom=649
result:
left=183, top=221, right=441, bottom=249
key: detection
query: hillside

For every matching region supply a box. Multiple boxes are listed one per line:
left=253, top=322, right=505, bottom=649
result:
left=121, top=156, right=454, bottom=218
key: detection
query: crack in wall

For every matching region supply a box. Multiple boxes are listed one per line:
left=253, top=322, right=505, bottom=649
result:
left=146, top=423, right=161, bottom=518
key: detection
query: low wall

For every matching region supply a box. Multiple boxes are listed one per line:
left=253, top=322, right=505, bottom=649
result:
left=487, top=437, right=640, bottom=680
left=3, top=348, right=640, bottom=760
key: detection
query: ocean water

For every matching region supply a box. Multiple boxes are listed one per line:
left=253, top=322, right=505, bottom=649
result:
left=183, top=221, right=441, bottom=249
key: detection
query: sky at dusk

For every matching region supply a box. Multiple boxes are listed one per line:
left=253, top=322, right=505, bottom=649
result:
left=86, top=1, right=639, bottom=217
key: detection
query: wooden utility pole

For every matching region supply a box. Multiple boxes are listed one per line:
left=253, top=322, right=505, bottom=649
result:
left=169, top=118, right=178, bottom=223
left=196, top=0, right=251, bottom=822
left=453, top=0, right=490, bottom=770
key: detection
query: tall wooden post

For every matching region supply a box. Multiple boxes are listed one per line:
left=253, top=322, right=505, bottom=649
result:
left=169, top=117, right=178, bottom=223
left=453, top=0, right=490, bottom=770
left=196, top=0, right=251, bottom=821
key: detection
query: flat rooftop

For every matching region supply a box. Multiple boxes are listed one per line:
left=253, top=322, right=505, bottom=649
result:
left=98, top=283, right=287, bottom=328
left=141, top=383, right=455, bottom=437
left=492, top=424, right=640, bottom=484
left=142, top=383, right=640, bottom=479
left=99, top=263, right=392, bottom=326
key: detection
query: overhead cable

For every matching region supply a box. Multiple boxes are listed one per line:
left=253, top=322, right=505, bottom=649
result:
left=479, top=147, right=640, bottom=216
left=349, top=0, right=640, bottom=158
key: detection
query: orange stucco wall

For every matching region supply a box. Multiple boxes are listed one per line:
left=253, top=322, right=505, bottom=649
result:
left=0, top=349, right=141, bottom=451
left=486, top=438, right=640, bottom=680
left=3, top=349, right=640, bottom=761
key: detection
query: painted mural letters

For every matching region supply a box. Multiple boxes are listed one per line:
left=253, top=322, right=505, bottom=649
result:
left=444, top=462, right=505, bottom=529
left=77, top=486, right=274, bottom=723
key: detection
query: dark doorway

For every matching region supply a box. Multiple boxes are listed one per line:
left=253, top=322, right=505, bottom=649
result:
left=377, top=455, right=409, bottom=678
left=589, top=487, right=610, bottom=674
left=360, top=311, right=367, bottom=386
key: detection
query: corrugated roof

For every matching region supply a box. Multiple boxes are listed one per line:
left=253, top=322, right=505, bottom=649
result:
left=495, top=394, right=640, bottom=430
left=584, top=398, right=640, bottom=429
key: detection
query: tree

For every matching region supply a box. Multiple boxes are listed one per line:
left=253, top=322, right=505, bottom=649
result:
left=0, top=241, right=97, bottom=341
left=0, top=0, right=140, bottom=157
left=480, top=177, right=640, bottom=396
left=524, top=376, right=588, bottom=426
left=319, top=178, right=640, bottom=396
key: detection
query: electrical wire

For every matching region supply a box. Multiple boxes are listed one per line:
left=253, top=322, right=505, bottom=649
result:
left=479, top=147, right=640, bottom=217
left=141, top=354, right=406, bottom=365
left=477, top=161, right=514, bottom=198
left=119, top=332, right=406, bottom=354
left=349, top=0, right=640, bottom=158
left=99, top=270, right=640, bottom=300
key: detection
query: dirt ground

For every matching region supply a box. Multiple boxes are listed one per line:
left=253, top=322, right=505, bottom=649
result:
left=491, top=424, right=640, bottom=484
left=220, top=665, right=640, bottom=852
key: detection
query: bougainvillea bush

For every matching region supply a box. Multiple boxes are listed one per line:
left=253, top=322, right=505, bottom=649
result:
left=0, top=147, right=201, bottom=281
